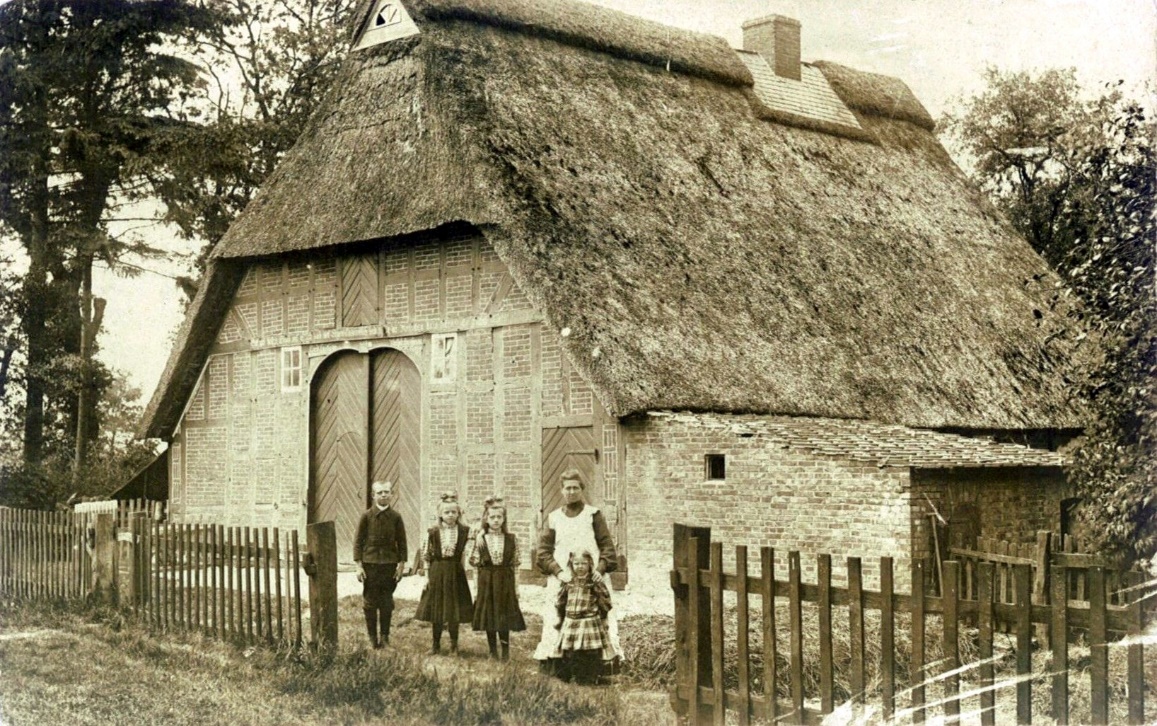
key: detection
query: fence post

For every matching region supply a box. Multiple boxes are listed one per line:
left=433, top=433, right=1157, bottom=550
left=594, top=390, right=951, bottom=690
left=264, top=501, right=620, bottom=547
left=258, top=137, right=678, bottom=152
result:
left=305, top=521, right=338, bottom=651
left=671, top=524, right=711, bottom=724
left=1034, top=531, right=1051, bottom=646
left=116, top=514, right=141, bottom=606
left=91, top=512, right=117, bottom=605
left=1126, top=570, right=1145, bottom=725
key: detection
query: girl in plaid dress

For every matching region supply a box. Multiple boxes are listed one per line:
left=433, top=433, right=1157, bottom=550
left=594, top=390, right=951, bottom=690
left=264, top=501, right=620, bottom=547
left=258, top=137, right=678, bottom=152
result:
left=550, top=548, right=613, bottom=683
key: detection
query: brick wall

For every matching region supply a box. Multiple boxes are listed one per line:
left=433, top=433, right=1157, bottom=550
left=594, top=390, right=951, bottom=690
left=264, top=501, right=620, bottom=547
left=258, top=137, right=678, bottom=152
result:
left=622, top=414, right=913, bottom=595
left=908, top=467, right=1071, bottom=566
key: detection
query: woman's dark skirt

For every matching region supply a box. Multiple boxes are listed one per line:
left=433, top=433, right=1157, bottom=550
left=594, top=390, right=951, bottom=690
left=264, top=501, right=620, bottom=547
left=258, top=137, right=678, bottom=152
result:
left=415, top=559, right=473, bottom=624
left=472, top=566, right=526, bottom=632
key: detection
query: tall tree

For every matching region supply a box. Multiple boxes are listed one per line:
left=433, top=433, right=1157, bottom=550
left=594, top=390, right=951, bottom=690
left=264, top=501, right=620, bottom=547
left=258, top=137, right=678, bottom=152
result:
left=158, top=0, right=358, bottom=250
left=0, top=0, right=210, bottom=469
left=944, top=69, right=1156, bottom=562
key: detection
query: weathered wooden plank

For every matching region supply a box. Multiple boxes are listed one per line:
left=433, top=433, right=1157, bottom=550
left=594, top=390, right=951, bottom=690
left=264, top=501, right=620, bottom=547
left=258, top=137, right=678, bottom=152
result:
left=881, top=557, right=895, bottom=721
left=978, top=562, right=996, bottom=726
left=760, top=547, right=777, bottom=724
left=688, top=536, right=702, bottom=723
left=245, top=527, right=254, bottom=642
left=789, top=551, right=804, bottom=725
left=262, top=528, right=273, bottom=642
left=1088, top=567, right=1108, bottom=725
left=227, top=527, right=237, bottom=638
left=910, top=560, right=926, bottom=724
left=292, top=529, right=303, bottom=648
left=274, top=528, right=284, bottom=643
left=1051, top=565, right=1068, bottom=724
left=943, top=560, right=960, bottom=722
left=1126, top=571, right=1145, bottom=725
left=735, top=546, right=751, bottom=726
left=1015, top=563, right=1032, bottom=724
left=710, top=542, right=725, bottom=726
left=848, top=557, right=865, bottom=710
left=1052, top=552, right=1116, bottom=569
left=817, top=554, right=833, bottom=715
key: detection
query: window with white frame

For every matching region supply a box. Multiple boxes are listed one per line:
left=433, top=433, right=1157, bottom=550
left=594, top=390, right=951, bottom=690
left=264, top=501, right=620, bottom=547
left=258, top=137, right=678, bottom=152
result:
left=431, top=333, right=457, bottom=382
left=281, top=346, right=303, bottom=391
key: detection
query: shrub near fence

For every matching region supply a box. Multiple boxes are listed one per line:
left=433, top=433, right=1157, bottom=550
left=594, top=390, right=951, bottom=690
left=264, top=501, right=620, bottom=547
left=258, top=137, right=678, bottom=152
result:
left=670, top=524, right=1150, bottom=726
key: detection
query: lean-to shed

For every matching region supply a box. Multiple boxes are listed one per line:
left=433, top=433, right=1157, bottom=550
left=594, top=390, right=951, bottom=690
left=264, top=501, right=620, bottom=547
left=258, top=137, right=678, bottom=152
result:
left=140, top=0, right=1082, bottom=588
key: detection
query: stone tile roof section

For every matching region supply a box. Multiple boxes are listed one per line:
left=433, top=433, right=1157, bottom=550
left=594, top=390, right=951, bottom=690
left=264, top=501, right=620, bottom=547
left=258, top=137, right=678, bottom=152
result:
left=649, top=412, right=1068, bottom=469
left=739, top=52, right=862, bottom=131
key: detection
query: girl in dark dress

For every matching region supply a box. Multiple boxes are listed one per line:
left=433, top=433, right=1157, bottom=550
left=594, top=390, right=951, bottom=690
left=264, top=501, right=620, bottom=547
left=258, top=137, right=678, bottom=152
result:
left=415, top=493, right=473, bottom=654
left=469, top=499, right=526, bottom=660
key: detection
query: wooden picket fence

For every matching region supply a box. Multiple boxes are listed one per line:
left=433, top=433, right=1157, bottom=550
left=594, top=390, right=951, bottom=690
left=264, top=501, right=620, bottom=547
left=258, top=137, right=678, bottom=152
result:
left=0, top=506, right=307, bottom=649
left=950, top=532, right=1134, bottom=610
left=127, top=519, right=306, bottom=647
left=0, top=508, right=92, bottom=600
left=671, top=524, right=1150, bottom=726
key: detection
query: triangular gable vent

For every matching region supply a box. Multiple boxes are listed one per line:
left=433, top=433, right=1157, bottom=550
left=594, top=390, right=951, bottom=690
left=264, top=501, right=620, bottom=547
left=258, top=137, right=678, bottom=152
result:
left=352, top=0, right=419, bottom=51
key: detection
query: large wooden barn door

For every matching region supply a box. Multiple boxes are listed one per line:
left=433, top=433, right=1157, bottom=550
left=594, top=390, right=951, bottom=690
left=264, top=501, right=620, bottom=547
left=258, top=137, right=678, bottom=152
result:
left=541, top=426, right=598, bottom=516
left=310, top=351, right=369, bottom=563
left=369, top=349, right=422, bottom=556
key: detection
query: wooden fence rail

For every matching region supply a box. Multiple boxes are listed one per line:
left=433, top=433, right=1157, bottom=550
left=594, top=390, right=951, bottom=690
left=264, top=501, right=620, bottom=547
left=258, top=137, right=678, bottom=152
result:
left=0, top=507, right=305, bottom=650
left=671, top=524, right=1149, bottom=726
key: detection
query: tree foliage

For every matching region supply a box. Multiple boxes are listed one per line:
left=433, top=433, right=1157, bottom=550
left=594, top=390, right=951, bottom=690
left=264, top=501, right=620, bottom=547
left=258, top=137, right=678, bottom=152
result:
left=159, top=0, right=358, bottom=251
left=0, top=0, right=209, bottom=476
left=944, top=69, right=1156, bottom=563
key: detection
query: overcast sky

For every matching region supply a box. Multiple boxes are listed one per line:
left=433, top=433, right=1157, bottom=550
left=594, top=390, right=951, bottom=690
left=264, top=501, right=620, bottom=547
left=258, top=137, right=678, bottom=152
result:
left=90, top=0, right=1156, bottom=405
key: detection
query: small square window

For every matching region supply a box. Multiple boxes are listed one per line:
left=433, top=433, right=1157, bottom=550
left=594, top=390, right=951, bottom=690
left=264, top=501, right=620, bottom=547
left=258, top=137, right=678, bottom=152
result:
left=705, top=454, right=726, bottom=480
left=280, top=346, right=302, bottom=391
left=431, top=333, right=457, bottom=382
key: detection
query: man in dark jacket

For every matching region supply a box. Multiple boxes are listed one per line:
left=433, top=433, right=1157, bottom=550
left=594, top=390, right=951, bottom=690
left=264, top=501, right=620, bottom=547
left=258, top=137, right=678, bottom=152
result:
left=354, top=480, right=408, bottom=647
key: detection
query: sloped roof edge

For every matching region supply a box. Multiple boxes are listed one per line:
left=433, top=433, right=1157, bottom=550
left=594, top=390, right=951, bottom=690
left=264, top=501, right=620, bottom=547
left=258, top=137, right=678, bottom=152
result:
left=815, top=60, right=936, bottom=131
left=408, top=0, right=754, bottom=87
left=139, top=260, right=246, bottom=439
left=646, top=412, right=1068, bottom=469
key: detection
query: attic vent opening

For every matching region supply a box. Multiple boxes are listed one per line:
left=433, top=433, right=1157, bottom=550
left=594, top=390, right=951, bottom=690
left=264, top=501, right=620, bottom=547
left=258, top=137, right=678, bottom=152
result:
left=705, top=454, right=726, bottom=480
left=352, top=0, right=419, bottom=51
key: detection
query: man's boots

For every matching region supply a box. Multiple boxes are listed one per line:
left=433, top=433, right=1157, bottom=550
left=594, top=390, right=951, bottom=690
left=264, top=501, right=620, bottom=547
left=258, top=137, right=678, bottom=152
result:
left=364, top=608, right=381, bottom=649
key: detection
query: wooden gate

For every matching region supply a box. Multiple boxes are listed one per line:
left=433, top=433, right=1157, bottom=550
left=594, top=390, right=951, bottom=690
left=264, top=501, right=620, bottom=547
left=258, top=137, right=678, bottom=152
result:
left=541, top=426, right=597, bottom=516
left=310, top=352, right=368, bottom=562
left=370, top=349, right=421, bottom=548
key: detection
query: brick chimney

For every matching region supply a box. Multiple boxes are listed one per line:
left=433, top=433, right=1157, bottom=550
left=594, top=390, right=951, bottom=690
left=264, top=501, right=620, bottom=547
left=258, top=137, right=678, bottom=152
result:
left=742, top=15, right=801, bottom=81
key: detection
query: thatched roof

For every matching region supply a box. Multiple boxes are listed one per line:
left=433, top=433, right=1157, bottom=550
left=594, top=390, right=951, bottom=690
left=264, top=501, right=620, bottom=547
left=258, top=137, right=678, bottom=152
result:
left=141, top=0, right=1082, bottom=438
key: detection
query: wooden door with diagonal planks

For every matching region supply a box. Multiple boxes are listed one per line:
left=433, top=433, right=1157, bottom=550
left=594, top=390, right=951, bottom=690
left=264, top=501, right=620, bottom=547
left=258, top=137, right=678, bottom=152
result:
left=310, top=351, right=369, bottom=563
left=370, top=349, right=422, bottom=554
left=541, top=426, right=598, bottom=517
left=341, top=254, right=378, bottom=327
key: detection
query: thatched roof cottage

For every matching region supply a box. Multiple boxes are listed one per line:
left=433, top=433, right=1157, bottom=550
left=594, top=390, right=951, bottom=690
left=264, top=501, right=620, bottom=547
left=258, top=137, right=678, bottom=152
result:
left=141, top=0, right=1081, bottom=590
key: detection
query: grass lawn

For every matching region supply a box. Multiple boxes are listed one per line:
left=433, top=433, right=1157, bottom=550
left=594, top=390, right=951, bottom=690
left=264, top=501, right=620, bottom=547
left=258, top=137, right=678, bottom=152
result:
left=0, top=595, right=669, bottom=726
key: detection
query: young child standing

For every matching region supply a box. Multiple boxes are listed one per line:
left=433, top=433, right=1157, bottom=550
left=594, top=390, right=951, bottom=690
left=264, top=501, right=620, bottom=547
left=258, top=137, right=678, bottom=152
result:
left=469, top=498, right=526, bottom=660
left=550, top=548, right=614, bottom=684
left=415, top=493, right=474, bottom=655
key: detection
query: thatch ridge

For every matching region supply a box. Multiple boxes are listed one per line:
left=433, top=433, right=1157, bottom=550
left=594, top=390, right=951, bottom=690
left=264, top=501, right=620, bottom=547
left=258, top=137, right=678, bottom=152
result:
left=409, top=0, right=753, bottom=87
left=814, top=60, right=936, bottom=131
